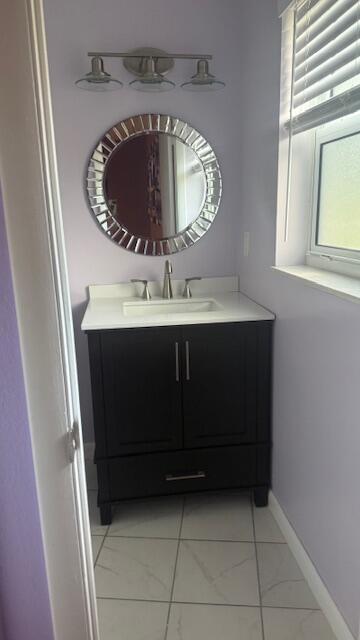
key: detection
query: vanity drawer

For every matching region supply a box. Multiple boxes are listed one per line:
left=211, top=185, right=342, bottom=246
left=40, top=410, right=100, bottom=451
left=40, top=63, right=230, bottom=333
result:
left=107, top=445, right=257, bottom=501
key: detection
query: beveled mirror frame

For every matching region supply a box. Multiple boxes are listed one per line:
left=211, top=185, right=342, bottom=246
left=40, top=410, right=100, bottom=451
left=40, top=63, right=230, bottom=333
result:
left=86, top=114, right=222, bottom=256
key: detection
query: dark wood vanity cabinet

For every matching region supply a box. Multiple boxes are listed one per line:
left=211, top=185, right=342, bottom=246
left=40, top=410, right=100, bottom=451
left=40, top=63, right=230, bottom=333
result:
left=100, top=327, right=183, bottom=456
left=87, top=321, right=273, bottom=525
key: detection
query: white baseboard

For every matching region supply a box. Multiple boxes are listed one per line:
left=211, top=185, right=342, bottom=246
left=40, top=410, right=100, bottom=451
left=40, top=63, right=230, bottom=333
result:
left=269, top=491, right=355, bottom=640
left=83, top=441, right=95, bottom=461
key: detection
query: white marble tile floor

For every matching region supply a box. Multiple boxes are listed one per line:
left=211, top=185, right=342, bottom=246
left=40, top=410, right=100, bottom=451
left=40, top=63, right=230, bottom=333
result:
left=87, top=481, right=336, bottom=640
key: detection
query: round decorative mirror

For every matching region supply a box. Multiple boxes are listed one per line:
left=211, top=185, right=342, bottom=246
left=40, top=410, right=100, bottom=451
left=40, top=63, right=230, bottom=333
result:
left=86, top=114, right=222, bottom=255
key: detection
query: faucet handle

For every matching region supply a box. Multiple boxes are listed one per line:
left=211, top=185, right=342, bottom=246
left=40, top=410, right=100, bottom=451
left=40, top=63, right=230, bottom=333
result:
left=131, top=279, right=151, bottom=301
left=183, top=277, right=202, bottom=299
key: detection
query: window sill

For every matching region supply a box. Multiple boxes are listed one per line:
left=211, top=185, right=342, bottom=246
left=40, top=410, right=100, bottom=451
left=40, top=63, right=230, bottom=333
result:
left=271, top=265, right=360, bottom=304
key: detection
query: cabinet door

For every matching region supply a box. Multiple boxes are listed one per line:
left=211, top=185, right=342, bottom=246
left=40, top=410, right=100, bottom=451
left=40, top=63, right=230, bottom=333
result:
left=101, top=327, right=183, bottom=456
left=182, top=323, right=258, bottom=448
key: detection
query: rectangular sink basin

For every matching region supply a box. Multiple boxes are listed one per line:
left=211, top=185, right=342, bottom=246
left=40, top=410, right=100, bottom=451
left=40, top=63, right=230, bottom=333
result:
left=123, top=298, right=221, bottom=317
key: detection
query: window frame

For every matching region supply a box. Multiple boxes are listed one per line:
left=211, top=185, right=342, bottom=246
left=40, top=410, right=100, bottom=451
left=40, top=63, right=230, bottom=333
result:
left=309, top=116, right=360, bottom=266
left=276, top=2, right=360, bottom=289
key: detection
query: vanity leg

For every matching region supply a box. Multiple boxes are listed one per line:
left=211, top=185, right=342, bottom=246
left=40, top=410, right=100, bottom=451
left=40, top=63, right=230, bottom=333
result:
left=254, top=486, right=269, bottom=507
left=99, top=503, right=112, bottom=525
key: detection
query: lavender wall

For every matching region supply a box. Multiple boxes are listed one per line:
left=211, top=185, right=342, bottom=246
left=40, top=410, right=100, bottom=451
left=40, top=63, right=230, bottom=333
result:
left=0, top=190, right=53, bottom=640
left=43, top=0, right=243, bottom=441
left=237, top=1, right=360, bottom=636
left=43, top=0, right=360, bottom=634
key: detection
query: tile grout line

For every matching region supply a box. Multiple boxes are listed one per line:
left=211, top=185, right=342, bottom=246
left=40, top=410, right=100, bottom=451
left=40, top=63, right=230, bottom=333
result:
left=94, top=525, right=110, bottom=567
left=103, top=533, right=287, bottom=544
left=95, top=595, right=320, bottom=611
left=163, top=496, right=185, bottom=640
left=252, top=499, right=266, bottom=640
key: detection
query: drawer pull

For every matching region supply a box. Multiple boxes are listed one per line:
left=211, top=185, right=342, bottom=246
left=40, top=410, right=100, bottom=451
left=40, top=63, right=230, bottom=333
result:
left=165, top=471, right=206, bottom=482
left=185, top=340, right=190, bottom=380
left=175, top=342, right=180, bottom=382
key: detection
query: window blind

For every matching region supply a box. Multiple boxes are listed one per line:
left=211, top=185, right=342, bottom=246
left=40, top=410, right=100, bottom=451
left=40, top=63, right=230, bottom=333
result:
left=289, top=0, right=360, bottom=133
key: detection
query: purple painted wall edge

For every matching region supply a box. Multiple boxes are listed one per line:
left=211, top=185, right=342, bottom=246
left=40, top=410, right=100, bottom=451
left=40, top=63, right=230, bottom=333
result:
left=0, top=189, right=53, bottom=640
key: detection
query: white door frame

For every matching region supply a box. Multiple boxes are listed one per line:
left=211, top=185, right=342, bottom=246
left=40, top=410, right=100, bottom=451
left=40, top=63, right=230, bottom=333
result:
left=0, top=0, right=98, bottom=638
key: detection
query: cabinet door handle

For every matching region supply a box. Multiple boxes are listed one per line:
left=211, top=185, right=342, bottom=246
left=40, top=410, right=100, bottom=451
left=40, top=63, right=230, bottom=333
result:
left=165, top=471, right=206, bottom=482
left=175, top=342, right=179, bottom=382
left=185, top=340, right=190, bottom=380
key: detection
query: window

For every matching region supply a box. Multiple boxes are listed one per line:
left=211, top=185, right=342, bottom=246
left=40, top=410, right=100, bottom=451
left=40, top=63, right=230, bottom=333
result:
left=311, top=121, right=360, bottom=259
left=277, top=0, right=360, bottom=278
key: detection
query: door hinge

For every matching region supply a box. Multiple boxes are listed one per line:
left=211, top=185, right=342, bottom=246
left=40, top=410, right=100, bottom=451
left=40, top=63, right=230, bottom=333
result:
left=68, top=421, right=80, bottom=463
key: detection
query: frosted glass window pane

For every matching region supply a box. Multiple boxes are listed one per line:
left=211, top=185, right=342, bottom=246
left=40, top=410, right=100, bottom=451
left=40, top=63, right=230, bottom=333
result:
left=317, top=130, right=360, bottom=251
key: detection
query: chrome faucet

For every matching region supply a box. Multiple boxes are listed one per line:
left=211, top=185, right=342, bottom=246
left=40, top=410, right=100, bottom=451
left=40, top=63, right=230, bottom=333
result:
left=183, top=277, right=202, bottom=299
left=162, top=260, right=173, bottom=299
left=131, top=279, right=151, bottom=300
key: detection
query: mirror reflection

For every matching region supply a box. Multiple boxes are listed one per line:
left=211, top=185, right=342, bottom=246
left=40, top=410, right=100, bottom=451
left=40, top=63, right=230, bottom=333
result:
left=87, top=114, right=222, bottom=255
left=103, top=132, right=206, bottom=240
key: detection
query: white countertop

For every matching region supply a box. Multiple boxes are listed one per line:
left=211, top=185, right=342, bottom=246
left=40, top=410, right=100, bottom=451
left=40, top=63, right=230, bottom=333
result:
left=81, top=277, right=274, bottom=331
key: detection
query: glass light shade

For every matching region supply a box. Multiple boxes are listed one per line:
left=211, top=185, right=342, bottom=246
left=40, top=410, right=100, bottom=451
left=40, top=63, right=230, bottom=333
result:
left=181, top=59, right=225, bottom=92
left=75, top=56, right=123, bottom=91
left=181, top=79, right=225, bottom=91
left=129, top=57, right=175, bottom=92
left=129, top=77, right=175, bottom=92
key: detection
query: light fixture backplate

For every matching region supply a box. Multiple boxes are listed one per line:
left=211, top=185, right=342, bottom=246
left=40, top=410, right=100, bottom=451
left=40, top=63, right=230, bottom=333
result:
left=123, top=47, right=174, bottom=76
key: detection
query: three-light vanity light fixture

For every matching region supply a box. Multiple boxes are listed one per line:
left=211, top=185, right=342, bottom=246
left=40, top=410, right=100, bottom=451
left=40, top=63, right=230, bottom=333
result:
left=75, top=47, right=225, bottom=92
